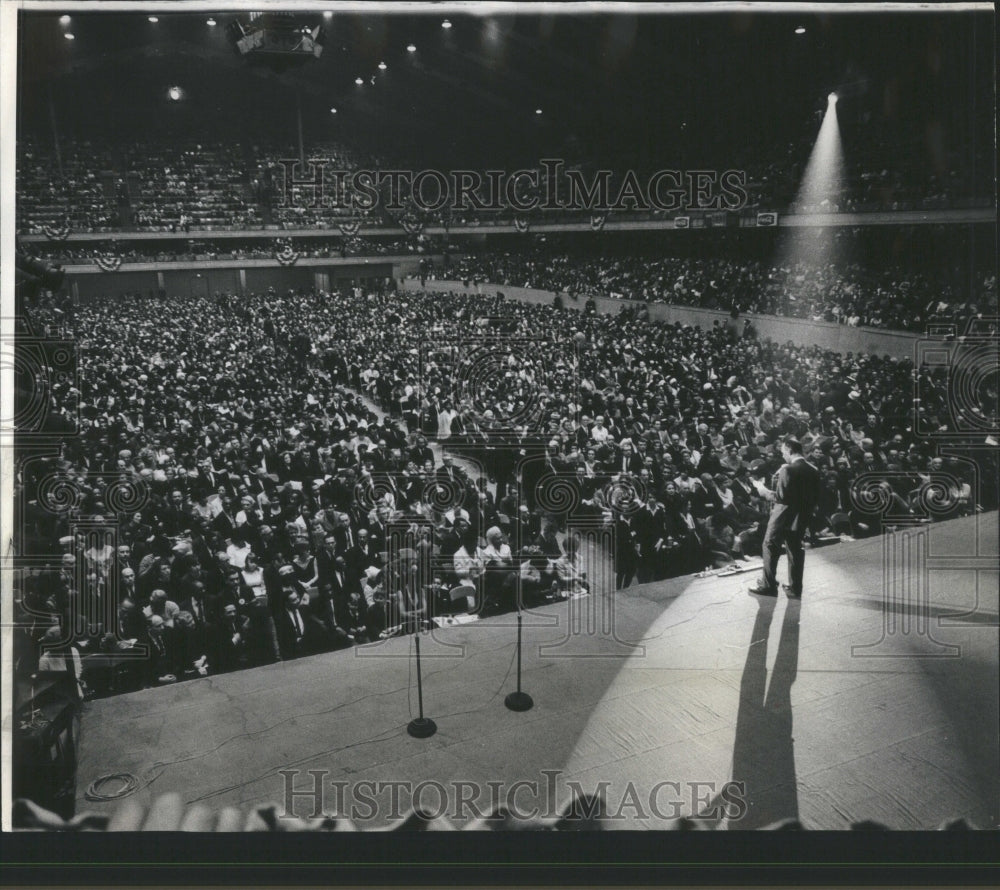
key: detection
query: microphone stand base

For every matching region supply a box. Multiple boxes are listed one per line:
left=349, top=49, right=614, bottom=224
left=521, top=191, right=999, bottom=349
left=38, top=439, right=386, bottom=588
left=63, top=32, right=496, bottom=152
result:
left=407, top=716, right=438, bottom=738
left=504, top=691, right=534, bottom=712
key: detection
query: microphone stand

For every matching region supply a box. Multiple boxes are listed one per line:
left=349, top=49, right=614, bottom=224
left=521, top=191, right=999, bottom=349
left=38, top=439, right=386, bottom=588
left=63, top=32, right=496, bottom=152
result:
left=504, top=610, right=534, bottom=711
left=407, top=627, right=437, bottom=738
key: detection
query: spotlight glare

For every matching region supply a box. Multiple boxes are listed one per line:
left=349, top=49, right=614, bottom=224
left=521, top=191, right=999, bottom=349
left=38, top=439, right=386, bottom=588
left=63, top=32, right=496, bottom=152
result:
left=63, top=32, right=75, bottom=40
left=59, top=15, right=71, bottom=25
left=441, top=19, right=452, bottom=29
left=795, top=26, right=806, bottom=35
left=828, top=92, right=838, bottom=103
left=148, top=16, right=159, bottom=23
left=378, top=61, right=387, bottom=70
left=407, top=43, right=417, bottom=52
left=535, top=108, right=543, bottom=115
left=206, top=17, right=217, bottom=27
left=330, top=107, right=337, bottom=114
left=324, top=11, right=334, bottom=19
left=168, top=86, right=182, bottom=101
left=355, top=76, right=364, bottom=85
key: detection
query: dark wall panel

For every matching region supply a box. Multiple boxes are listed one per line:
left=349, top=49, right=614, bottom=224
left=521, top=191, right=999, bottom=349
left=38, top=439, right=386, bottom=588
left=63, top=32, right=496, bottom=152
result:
left=66, top=263, right=408, bottom=302
left=244, top=266, right=315, bottom=292
left=70, top=271, right=158, bottom=301
left=161, top=268, right=240, bottom=297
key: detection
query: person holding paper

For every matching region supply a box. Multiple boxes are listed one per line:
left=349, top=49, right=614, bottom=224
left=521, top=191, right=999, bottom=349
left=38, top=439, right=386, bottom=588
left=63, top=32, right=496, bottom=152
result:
left=748, top=436, right=821, bottom=598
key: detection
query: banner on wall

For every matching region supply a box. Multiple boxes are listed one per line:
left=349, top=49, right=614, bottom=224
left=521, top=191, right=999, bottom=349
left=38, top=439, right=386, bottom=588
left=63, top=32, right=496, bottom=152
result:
left=43, top=222, right=71, bottom=241
left=275, top=239, right=299, bottom=265
left=94, top=250, right=122, bottom=272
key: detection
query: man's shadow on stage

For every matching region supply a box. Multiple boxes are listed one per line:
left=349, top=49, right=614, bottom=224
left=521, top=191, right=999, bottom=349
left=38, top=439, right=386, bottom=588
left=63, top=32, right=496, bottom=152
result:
left=702, top=596, right=802, bottom=830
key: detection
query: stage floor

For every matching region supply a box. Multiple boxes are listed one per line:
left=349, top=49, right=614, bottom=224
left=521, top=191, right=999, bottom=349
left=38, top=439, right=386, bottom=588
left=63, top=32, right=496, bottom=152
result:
left=75, top=512, right=998, bottom=830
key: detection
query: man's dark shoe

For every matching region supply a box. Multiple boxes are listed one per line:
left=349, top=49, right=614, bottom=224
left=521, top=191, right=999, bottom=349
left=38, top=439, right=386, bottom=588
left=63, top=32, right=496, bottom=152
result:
left=782, top=584, right=802, bottom=598
left=748, top=583, right=778, bottom=597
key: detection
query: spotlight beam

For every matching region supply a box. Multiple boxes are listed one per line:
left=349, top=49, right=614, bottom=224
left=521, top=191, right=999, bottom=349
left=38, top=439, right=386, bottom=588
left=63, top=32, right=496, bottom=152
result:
left=773, top=93, right=847, bottom=295
left=794, top=95, right=845, bottom=214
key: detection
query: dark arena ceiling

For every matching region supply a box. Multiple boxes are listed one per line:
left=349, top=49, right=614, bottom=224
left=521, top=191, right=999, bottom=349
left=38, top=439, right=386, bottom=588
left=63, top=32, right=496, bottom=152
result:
left=16, top=7, right=996, bottom=175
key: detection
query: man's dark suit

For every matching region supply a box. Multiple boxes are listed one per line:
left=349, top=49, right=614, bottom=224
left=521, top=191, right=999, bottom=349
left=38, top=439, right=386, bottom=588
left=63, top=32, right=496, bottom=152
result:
left=325, top=566, right=360, bottom=631
left=276, top=603, right=337, bottom=659
left=761, top=457, right=821, bottom=593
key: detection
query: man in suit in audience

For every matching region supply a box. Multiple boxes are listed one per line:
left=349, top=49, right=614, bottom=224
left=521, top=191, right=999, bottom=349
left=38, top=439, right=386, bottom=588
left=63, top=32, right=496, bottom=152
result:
left=276, top=585, right=346, bottom=658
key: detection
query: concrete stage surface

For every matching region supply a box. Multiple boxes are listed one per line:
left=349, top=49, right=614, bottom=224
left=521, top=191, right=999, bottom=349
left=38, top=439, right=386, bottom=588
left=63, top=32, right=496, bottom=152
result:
left=76, top=512, right=998, bottom=830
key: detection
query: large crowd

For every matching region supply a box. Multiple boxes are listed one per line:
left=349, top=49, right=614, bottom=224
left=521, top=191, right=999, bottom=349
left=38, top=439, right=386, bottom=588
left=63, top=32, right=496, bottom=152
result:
left=17, top=129, right=994, bottom=236
left=15, top=284, right=992, bottom=700
left=17, top=141, right=122, bottom=233
left=23, top=226, right=995, bottom=336
left=454, top=247, right=997, bottom=333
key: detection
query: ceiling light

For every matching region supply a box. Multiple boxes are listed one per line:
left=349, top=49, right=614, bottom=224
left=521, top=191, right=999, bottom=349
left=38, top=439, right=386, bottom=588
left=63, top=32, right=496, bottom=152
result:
left=330, top=107, right=337, bottom=114
left=324, top=11, right=334, bottom=19
left=355, top=77, right=364, bottom=85
left=168, top=86, right=182, bottom=101
left=535, top=108, right=543, bottom=115
left=59, top=15, right=71, bottom=25
left=64, top=32, right=75, bottom=40
left=206, top=18, right=217, bottom=27
left=441, top=19, right=452, bottom=29
left=795, top=26, right=806, bottom=35
left=407, top=44, right=417, bottom=53
left=378, top=61, right=387, bottom=70
left=148, top=16, right=159, bottom=23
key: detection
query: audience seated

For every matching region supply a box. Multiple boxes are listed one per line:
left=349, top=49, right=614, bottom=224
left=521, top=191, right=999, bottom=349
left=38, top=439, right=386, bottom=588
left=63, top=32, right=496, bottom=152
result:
left=16, top=130, right=994, bottom=236
left=14, top=284, right=995, bottom=703
left=454, top=244, right=996, bottom=333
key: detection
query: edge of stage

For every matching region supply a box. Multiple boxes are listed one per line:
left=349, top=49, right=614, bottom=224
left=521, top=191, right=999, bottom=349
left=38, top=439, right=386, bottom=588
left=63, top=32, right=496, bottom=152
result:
left=75, top=511, right=999, bottom=830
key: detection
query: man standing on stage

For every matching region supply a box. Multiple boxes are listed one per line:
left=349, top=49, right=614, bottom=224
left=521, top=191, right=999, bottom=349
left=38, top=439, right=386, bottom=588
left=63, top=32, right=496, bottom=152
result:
left=748, top=436, right=821, bottom=598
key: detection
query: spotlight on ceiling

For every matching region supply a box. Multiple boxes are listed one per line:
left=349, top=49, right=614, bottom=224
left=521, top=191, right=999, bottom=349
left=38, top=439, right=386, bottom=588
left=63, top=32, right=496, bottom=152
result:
left=168, top=86, right=182, bottom=101
left=207, top=17, right=217, bottom=27
left=330, top=107, right=337, bottom=114
left=535, top=108, right=543, bottom=115
left=324, top=11, right=333, bottom=19
left=148, top=16, right=159, bottom=23
left=441, top=19, right=452, bottom=29
left=407, top=44, right=417, bottom=53
left=378, top=61, right=387, bottom=70
left=355, top=76, right=364, bottom=85
left=64, top=32, right=75, bottom=40
left=795, top=26, right=806, bottom=35
left=59, top=15, right=71, bottom=25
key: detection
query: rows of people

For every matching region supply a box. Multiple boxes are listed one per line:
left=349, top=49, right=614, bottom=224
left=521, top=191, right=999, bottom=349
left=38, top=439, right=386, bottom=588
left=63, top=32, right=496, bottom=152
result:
left=24, top=228, right=995, bottom=336
left=454, top=247, right=996, bottom=332
left=15, top=286, right=991, bottom=699
left=17, top=131, right=993, bottom=235
left=125, top=142, right=254, bottom=231
left=17, top=142, right=121, bottom=233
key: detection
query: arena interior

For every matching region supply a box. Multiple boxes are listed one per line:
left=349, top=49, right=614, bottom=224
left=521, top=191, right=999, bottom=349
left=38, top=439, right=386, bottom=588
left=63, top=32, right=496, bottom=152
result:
left=6, top=5, right=998, bottom=837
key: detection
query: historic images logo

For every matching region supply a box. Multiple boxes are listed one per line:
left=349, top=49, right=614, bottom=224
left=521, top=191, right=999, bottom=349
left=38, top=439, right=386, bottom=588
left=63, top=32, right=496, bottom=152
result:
left=273, top=158, right=749, bottom=214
